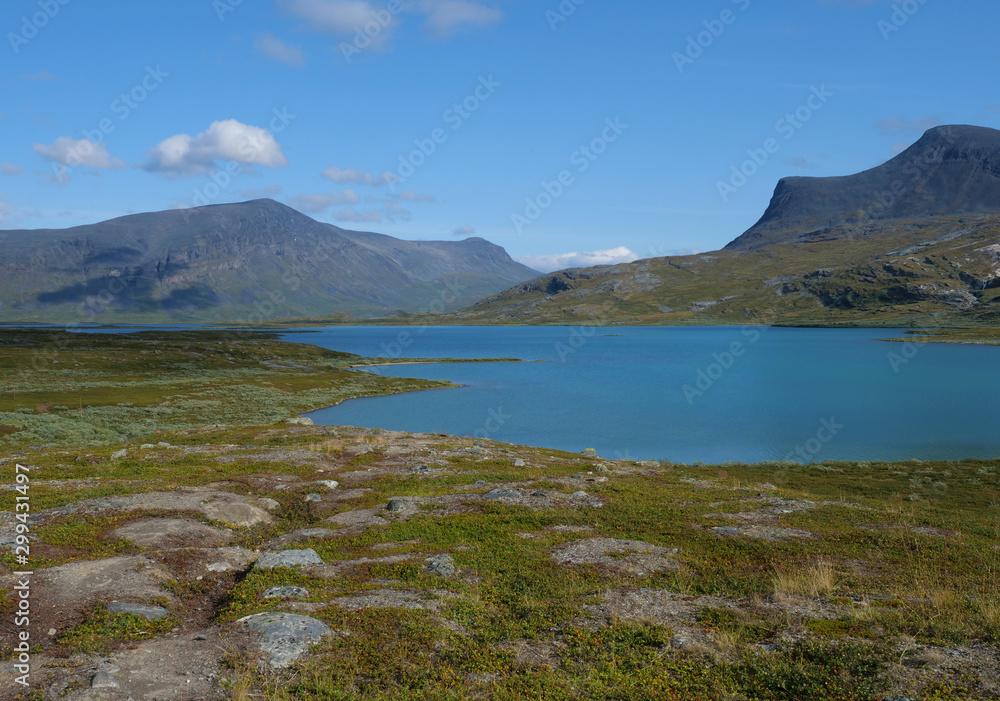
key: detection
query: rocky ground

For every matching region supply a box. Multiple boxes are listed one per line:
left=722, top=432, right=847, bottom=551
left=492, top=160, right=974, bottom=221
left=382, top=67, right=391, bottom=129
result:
left=1, top=423, right=998, bottom=700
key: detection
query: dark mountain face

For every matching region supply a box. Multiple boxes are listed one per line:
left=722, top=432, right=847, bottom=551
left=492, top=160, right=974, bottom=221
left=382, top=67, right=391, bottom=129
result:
left=726, top=125, right=1000, bottom=250
left=0, top=199, right=538, bottom=322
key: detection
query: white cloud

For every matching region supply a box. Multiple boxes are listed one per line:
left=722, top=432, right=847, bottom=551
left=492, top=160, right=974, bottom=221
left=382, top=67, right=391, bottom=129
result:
left=254, top=33, right=306, bottom=66
left=419, top=0, right=501, bottom=37
left=988, top=104, right=1000, bottom=113
left=452, top=225, right=476, bottom=237
left=288, top=189, right=361, bottom=213
left=516, top=247, right=640, bottom=273
left=382, top=199, right=412, bottom=222
left=32, top=137, right=126, bottom=169
left=142, top=119, right=288, bottom=178
left=322, top=166, right=398, bottom=186
left=333, top=208, right=383, bottom=224
left=875, top=115, right=943, bottom=137
left=0, top=163, right=24, bottom=176
left=394, top=190, right=435, bottom=203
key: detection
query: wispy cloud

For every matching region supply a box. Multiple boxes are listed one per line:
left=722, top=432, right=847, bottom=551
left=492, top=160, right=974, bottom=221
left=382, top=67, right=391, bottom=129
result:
left=33, top=137, right=126, bottom=169
left=141, top=119, right=289, bottom=178
left=254, top=33, right=306, bottom=66
left=783, top=156, right=819, bottom=170
left=322, top=166, right=398, bottom=187
left=0, top=163, right=24, bottom=176
left=516, top=247, right=640, bottom=273
left=288, top=190, right=361, bottom=213
left=332, top=208, right=383, bottom=224
left=419, top=0, right=502, bottom=38
left=452, top=225, right=476, bottom=237
left=21, top=70, right=58, bottom=81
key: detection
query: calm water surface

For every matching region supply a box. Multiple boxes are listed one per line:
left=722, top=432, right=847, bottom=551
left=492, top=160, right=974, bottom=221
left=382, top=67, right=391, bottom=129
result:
left=282, top=326, right=1000, bottom=464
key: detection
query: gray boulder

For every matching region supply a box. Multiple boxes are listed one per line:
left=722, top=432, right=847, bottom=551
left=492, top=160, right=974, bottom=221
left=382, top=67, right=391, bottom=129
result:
left=253, top=549, right=324, bottom=570
left=424, top=554, right=456, bottom=577
left=263, top=586, right=310, bottom=600
left=239, top=612, right=333, bottom=668
left=484, top=487, right=520, bottom=500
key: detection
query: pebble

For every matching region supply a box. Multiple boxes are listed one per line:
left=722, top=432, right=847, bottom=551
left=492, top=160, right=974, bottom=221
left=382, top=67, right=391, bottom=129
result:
left=91, top=671, right=120, bottom=689
left=304, top=494, right=322, bottom=502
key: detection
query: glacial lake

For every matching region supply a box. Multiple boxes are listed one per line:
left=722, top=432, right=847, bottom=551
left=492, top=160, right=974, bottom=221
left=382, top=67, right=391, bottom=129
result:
left=286, top=326, right=1000, bottom=465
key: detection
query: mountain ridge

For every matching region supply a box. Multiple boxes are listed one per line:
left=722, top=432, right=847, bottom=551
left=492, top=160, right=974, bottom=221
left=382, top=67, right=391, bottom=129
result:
left=0, top=199, right=538, bottom=323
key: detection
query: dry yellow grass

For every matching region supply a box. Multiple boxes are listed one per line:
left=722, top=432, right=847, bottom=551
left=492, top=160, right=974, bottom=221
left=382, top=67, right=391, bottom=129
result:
left=773, top=560, right=837, bottom=598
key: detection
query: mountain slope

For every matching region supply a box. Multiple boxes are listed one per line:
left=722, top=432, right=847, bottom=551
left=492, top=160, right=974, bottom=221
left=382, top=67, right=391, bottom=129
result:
left=444, top=125, right=1000, bottom=327
left=727, top=125, right=1000, bottom=251
left=0, top=199, right=537, bottom=323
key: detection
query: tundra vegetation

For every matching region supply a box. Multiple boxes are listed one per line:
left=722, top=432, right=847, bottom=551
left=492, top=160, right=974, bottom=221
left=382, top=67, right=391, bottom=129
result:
left=0, top=329, right=997, bottom=700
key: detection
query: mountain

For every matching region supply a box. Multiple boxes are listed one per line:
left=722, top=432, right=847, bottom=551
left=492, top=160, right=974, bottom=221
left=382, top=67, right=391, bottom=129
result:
left=726, top=125, right=1000, bottom=251
left=0, top=199, right=538, bottom=323
left=444, top=126, right=1000, bottom=327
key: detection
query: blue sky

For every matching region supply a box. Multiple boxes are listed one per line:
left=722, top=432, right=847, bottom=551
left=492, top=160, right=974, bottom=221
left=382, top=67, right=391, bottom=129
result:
left=1, top=0, right=998, bottom=271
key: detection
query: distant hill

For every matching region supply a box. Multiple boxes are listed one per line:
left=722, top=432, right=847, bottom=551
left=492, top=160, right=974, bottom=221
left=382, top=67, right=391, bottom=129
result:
left=726, top=125, right=1000, bottom=251
left=0, top=199, right=538, bottom=323
left=442, top=126, right=1000, bottom=327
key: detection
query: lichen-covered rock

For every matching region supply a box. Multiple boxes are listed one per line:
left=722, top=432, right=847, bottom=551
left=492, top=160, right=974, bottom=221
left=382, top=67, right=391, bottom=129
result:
left=253, top=549, right=324, bottom=570
left=238, top=612, right=333, bottom=668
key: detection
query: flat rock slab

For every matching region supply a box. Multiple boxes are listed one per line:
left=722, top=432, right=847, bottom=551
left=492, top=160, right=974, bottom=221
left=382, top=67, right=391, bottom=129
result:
left=264, top=586, right=310, bottom=599
left=30, top=555, right=176, bottom=611
left=329, top=588, right=450, bottom=612
left=324, top=508, right=390, bottom=530
left=254, top=549, right=325, bottom=570
left=127, top=490, right=275, bottom=527
left=239, top=612, right=334, bottom=668
left=108, top=603, right=169, bottom=620
left=712, top=525, right=811, bottom=541
left=550, top=538, right=680, bottom=575
left=111, top=518, right=234, bottom=549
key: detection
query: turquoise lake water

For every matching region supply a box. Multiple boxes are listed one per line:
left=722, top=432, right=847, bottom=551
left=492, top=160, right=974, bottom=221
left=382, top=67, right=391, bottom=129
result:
left=282, top=326, right=1000, bottom=464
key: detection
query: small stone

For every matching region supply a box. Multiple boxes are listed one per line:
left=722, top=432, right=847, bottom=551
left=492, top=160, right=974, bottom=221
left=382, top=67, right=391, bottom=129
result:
left=532, top=491, right=549, bottom=497
left=883, top=697, right=916, bottom=701
left=194, top=634, right=208, bottom=641
left=207, top=562, right=233, bottom=573
left=263, top=586, right=310, bottom=600
left=157, top=442, right=171, bottom=447
left=473, top=440, right=485, bottom=448
left=424, top=554, right=456, bottom=577
left=386, top=498, right=414, bottom=513
left=410, top=465, right=430, bottom=474
left=285, top=417, right=314, bottom=426
left=484, top=487, right=520, bottom=500
left=595, top=465, right=610, bottom=475
left=317, top=480, right=340, bottom=490
left=110, top=449, right=128, bottom=461
left=47, top=628, right=56, bottom=636
left=253, top=549, right=324, bottom=570
left=91, top=671, right=120, bottom=689
left=571, top=491, right=589, bottom=498
left=468, top=446, right=485, bottom=455
left=108, top=603, right=169, bottom=621
left=259, top=498, right=281, bottom=510
left=712, top=526, right=741, bottom=537
left=141, top=444, right=155, bottom=449
left=514, top=459, right=526, bottom=467
left=582, top=448, right=597, bottom=458
left=304, top=494, right=322, bottom=503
